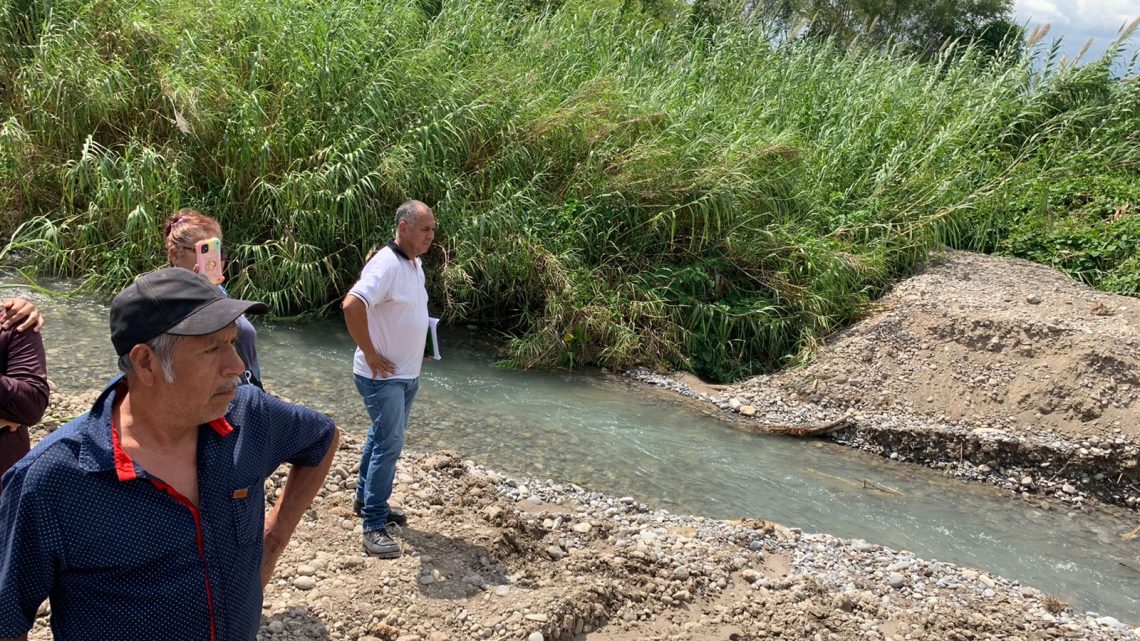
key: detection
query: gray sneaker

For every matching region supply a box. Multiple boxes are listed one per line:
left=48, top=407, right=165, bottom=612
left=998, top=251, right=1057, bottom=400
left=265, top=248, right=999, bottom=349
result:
left=362, top=527, right=400, bottom=559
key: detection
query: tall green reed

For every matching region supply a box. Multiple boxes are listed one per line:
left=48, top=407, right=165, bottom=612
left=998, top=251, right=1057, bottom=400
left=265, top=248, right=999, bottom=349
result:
left=0, top=0, right=1135, bottom=381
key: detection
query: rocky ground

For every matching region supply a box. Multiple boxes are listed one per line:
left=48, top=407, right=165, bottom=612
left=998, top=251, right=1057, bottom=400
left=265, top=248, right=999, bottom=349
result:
left=14, top=251, right=1140, bottom=640
left=630, top=252, right=1140, bottom=511
left=21, top=392, right=1140, bottom=641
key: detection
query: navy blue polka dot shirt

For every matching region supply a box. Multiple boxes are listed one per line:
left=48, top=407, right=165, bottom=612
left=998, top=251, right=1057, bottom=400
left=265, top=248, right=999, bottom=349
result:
left=0, top=376, right=336, bottom=641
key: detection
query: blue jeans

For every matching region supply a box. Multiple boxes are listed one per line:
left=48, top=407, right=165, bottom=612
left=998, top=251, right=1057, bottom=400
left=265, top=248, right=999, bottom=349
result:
left=354, top=374, right=419, bottom=532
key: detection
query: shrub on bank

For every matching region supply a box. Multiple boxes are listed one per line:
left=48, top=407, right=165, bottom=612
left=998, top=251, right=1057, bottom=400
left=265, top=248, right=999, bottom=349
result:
left=0, top=0, right=1136, bottom=381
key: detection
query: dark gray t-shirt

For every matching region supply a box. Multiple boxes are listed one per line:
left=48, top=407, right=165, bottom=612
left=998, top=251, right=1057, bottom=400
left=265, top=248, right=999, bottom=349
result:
left=219, top=285, right=262, bottom=387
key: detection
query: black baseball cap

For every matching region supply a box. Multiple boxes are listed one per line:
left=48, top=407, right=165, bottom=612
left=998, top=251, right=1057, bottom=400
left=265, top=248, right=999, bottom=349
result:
left=110, top=268, right=269, bottom=357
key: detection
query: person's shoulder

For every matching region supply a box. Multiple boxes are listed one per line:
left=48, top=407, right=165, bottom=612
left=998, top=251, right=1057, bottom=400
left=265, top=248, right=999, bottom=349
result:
left=228, top=385, right=325, bottom=418
left=18, top=326, right=45, bottom=344
left=227, top=383, right=265, bottom=416
left=8, top=418, right=89, bottom=486
left=362, top=246, right=399, bottom=271
left=226, top=386, right=333, bottom=433
left=3, top=323, right=44, bottom=349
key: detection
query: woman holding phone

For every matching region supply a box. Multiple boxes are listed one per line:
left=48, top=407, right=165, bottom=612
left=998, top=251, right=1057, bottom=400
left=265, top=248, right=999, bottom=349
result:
left=163, top=209, right=264, bottom=388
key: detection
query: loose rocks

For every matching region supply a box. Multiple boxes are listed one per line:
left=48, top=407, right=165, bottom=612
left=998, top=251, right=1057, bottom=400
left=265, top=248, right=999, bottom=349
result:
left=22, top=427, right=1136, bottom=641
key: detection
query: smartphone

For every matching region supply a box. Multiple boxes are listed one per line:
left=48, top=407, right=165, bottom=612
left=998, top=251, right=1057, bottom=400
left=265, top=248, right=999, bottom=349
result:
left=195, top=237, right=224, bottom=285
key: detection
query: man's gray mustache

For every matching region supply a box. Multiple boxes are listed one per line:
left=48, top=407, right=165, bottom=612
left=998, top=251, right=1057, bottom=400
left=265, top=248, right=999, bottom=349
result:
left=216, top=376, right=242, bottom=394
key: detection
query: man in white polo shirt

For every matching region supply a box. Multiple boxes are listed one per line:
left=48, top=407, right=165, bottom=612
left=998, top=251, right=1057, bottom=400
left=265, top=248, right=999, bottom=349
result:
left=342, top=200, right=436, bottom=558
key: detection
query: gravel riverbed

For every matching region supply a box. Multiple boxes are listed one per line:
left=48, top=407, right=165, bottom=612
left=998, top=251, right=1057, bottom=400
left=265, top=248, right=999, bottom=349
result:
left=22, top=394, right=1140, bottom=641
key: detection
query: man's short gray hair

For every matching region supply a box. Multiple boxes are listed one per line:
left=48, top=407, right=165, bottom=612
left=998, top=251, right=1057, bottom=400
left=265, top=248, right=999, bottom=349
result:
left=117, top=333, right=181, bottom=383
left=395, top=200, right=426, bottom=229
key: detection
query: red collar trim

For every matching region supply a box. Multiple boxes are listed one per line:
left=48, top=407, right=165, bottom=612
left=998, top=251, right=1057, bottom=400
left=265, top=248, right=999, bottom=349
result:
left=110, top=411, right=138, bottom=482
left=110, top=383, right=137, bottom=482
left=110, top=385, right=234, bottom=483
left=208, top=418, right=234, bottom=436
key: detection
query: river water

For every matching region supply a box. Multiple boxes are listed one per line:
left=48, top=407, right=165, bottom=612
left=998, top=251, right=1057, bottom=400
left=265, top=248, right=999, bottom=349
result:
left=20, top=291, right=1140, bottom=621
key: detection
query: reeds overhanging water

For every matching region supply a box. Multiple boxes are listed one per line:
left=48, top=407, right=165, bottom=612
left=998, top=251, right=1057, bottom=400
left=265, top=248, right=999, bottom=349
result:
left=1, top=0, right=1137, bottom=381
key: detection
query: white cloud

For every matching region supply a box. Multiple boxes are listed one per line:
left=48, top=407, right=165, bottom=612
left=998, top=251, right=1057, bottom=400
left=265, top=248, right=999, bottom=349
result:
left=1019, top=0, right=1066, bottom=25
left=1016, top=0, right=1138, bottom=36
left=1014, top=0, right=1139, bottom=64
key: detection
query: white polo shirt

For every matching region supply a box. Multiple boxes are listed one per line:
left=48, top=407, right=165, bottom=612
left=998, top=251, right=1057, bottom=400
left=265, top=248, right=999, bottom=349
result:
left=347, top=242, right=429, bottom=380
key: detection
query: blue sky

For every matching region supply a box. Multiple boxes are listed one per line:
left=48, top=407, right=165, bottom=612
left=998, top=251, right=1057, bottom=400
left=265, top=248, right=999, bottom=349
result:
left=1013, top=0, right=1139, bottom=68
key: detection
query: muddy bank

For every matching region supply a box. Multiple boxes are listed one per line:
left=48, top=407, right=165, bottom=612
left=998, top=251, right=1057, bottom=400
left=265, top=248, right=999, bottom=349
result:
left=631, top=252, right=1139, bottom=511
left=22, top=399, right=1140, bottom=640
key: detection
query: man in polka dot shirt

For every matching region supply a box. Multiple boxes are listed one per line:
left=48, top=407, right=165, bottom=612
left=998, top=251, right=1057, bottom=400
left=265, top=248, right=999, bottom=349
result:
left=0, top=268, right=340, bottom=641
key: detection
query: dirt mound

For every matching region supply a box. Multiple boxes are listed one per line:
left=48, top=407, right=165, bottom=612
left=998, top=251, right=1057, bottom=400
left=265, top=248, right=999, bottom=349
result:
left=634, top=252, right=1140, bottom=508
left=794, top=252, right=1139, bottom=440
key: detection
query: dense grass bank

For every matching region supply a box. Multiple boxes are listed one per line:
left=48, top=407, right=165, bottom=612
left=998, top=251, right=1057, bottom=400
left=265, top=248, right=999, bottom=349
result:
left=0, top=0, right=1137, bottom=381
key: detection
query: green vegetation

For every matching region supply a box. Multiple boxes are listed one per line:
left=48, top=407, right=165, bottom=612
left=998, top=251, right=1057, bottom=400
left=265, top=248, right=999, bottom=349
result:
left=0, top=0, right=1137, bottom=382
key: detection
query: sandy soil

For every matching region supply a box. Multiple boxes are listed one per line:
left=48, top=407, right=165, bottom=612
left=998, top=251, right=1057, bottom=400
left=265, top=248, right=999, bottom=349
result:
left=14, top=251, right=1140, bottom=640
left=770, top=251, right=1137, bottom=441
left=21, top=396, right=1140, bottom=641
left=633, top=252, right=1140, bottom=509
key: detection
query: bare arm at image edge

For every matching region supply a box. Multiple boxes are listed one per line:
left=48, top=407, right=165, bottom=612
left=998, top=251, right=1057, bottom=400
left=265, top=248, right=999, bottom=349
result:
left=260, top=427, right=340, bottom=588
left=341, top=294, right=394, bottom=379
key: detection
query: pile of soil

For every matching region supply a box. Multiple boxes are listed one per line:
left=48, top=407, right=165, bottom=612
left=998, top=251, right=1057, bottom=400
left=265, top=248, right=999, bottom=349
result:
left=777, top=251, right=1137, bottom=439
left=634, top=252, right=1140, bottom=509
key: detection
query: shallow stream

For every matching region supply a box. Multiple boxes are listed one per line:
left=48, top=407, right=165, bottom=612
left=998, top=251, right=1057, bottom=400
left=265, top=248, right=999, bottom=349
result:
left=23, top=290, right=1140, bottom=622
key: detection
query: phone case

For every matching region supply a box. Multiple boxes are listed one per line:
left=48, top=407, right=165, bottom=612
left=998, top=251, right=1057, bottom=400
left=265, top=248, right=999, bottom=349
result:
left=195, top=237, right=224, bottom=285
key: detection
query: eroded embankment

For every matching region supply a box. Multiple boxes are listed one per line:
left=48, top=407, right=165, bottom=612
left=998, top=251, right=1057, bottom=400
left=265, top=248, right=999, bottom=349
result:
left=631, top=252, right=1140, bottom=511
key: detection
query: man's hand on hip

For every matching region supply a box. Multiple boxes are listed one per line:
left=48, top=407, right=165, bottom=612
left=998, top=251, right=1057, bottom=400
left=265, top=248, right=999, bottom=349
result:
left=342, top=295, right=398, bottom=379
left=365, top=350, right=396, bottom=379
